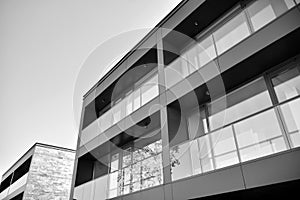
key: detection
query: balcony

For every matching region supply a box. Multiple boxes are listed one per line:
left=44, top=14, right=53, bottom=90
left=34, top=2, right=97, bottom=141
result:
left=0, top=173, right=28, bottom=200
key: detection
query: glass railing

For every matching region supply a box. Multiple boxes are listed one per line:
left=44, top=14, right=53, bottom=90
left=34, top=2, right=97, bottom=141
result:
left=73, top=175, right=109, bottom=200
left=8, top=173, right=28, bottom=195
left=108, top=140, right=163, bottom=198
left=0, top=173, right=28, bottom=200
left=170, top=97, right=300, bottom=181
left=0, top=187, right=9, bottom=200
left=165, top=0, right=297, bottom=89
left=81, top=73, right=159, bottom=145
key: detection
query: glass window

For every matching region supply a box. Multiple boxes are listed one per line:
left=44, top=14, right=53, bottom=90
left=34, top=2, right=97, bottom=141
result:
left=133, top=88, right=141, bottom=111
left=170, top=140, right=201, bottom=181
left=141, top=74, right=159, bottom=105
left=272, top=67, right=300, bottom=102
left=187, top=107, right=208, bottom=140
left=213, top=12, right=251, bottom=55
left=185, top=45, right=199, bottom=74
left=247, top=0, right=293, bottom=32
left=208, top=77, right=272, bottom=131
left=198, top=135, right=214, bottom=172
left=110, top=153, right=119, bottom=172
left=100, top=110, right=112, bottom=132
left=284, top=0, right=296, bottom=9
left=210, top=126, right=239, bottom=169
left=165, top=57, right=189, bottom=88
left=234, top=109, right=287, bottom=162
left=108, top=171, right=119, bottom=198
left=125, top=92, right=133, bottom=115
left=133, top=139, right=162, bottom=163
left=141, top=154, right=163, bottom=189
left=122, top=148, right=132, bottom=168
left=131, top=162, right=141, bottom=192
left=280, top=98, right=300, bottom=148
left=112, top=99, right=125, bottom=124
left=118, top=137, right=163, bottom=195
left=196, top=35, right=217, bottom=68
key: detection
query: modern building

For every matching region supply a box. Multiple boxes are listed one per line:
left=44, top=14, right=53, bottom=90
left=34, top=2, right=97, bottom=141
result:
left=71, top=0, right=300, bottom=199
left=0, top=143, right=75, bottom=200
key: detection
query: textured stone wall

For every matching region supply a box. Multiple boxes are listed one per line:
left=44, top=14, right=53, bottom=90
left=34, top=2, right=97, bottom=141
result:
left=23, top=146, right=75, bottom=200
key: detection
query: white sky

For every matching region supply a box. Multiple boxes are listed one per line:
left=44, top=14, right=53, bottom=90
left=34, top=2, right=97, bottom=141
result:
left=0, top=0, right=182, bottom=178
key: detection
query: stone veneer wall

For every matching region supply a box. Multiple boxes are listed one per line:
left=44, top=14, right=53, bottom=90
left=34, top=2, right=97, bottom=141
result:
left=23, top=146, right=75, bottom=200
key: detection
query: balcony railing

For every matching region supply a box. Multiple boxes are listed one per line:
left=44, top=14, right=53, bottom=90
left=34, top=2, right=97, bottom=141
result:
left=165, top=0, right=298, bottom=89
left=80, top=73, right=159, bottom=146
left=0, top=173, right=28, bottom=200
left=170, top=96, right=300, bottom=181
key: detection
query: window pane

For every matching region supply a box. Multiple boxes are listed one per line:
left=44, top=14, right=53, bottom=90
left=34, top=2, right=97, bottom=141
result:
left=132, top=162, right=141, bottom=185
left=247, top=0, right=276, bottom=31
left=170, top=141, right=201, bottom=181
left=100, top=110, right=112, bottom=132
left=108, top=189, right=117, bottom=199
left=197, top=35, right=217, bottom=68
left=234, top=109, right=287, bottom=162
left=198, top=135, right=214, bottom=172
left=185, top=46, right=199, bottom=74
left=125, top=92, right=133, bottom=115
left=272, top=67, right=300, bottom=102
left=141, top=75, right=159, bottom=105
left=110, top=153, right=119, bottom=172
left=208, top=77, right=272, bottom=130
left=170, top=142, right=193, bottom=181
left=122, top=148, right=132, bottom=168
left=284, top=0, right=296, bottom=9
left=210, top=126, right=239, bottom=168
left=132, top=181, right=141, bottom=193
left=123, top=167, right=131, bottom=185
left=109, top=171, right=119, bottom=190
left=187, top=108, right=208, bottom=140
left=133, top=139, right=162, bottom=163
left=141, top=155, right=162, bottom=179
left=247, top=0, right=291, bottom=32
left=214, top=12, right=251, bottom=55
left=112, top=100, right=125, bottom=124
left=280, top=98, right=300, bottom=148
left=189, top=140, right=202, bottom=175
left=165, top=57, right=189, bottom=88
left=133, top=88, right=141, bottom=111
left=122, top=185, right=130, bottom=195
left=141, top=154, right=163, bottom=189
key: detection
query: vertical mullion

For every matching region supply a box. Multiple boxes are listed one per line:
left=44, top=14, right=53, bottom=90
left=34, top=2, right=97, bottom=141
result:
left=204, top=104, right=217, bottom=169
left=274, top=106, right=292, bottom=149
left=243, top=5, right=255, bottom=33
left=231, top=125, right=242, bottom=163
left=264, top=74, right=292, bottom=149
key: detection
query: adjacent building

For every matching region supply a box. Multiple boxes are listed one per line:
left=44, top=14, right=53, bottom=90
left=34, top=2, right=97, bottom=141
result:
left=71, top=0, right=300, bottom=199
left=0, top=143, right=75, bottom=200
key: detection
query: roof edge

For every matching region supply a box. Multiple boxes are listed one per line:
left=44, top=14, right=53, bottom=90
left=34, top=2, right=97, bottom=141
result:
left=83, top=0, right=188, bottom=99
left=2, top=142, right=75, bottom=179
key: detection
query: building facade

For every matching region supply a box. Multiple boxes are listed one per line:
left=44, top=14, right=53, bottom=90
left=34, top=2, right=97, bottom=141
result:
left=71, top=0, right=300, bottom=199
left=0, top=143, right=75, bottom=200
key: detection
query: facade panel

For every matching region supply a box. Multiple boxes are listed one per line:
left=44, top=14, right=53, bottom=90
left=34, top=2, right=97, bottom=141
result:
left=71, top=0, right=300, bottom=199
